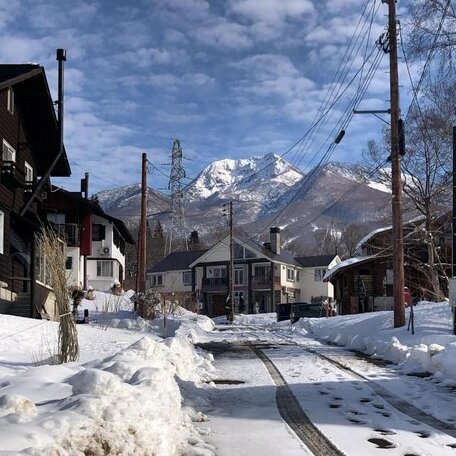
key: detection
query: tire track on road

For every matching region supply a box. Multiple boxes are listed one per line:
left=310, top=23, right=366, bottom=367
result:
left=251, top=345, right=346, bottom=456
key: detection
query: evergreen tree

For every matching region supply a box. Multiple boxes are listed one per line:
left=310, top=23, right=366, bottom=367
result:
left=188, top=230, right=201, bottom=251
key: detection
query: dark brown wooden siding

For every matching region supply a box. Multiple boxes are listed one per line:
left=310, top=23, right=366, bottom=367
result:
left=0, top=88, right=39, bottom=294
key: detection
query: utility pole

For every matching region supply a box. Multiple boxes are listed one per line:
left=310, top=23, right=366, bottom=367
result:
left=388, top=0, right=405, bottom=327
left=223, top=202, right=235, bottom=322
left=136, top=153, right=147, bottom=307
left=229, top=201, right=234, bottom=322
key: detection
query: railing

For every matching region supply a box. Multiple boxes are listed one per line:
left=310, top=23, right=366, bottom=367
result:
left=1, top=161, right=25, bottom=188
left=53, top=223, right=80, bottom=246
left=202, top=277, right=227, bottom=290
left=252, top=275, right=281, bottom=289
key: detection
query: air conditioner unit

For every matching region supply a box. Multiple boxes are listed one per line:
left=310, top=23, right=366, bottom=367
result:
left=99, top=246, right=110, bottom=255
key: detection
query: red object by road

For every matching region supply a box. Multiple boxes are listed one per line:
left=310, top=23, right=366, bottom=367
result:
left=404, top=287, right=412, bottom=306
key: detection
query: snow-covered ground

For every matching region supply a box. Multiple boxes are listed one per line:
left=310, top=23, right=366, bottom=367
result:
left=1, top=293, right=456, bottom=455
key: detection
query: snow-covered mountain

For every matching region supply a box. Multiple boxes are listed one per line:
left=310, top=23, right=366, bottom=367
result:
left=97, top=154, right=391, bottom=249
left=185, top=152, right=303, bottom=208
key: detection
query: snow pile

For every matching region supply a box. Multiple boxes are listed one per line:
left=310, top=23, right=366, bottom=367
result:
left=0, top=333, right=214, bottom=455
left=296, top=300, right=456, bottom=384
left=0, top=291, right=217, bottom=455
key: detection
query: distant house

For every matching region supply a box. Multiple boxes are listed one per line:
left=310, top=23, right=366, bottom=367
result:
left=324, top=215, right=451, bottom=314
left=146, top=250, right=208, bottom=310
left=295, top=255, right=340, bottom=303
left=147, top=227, right=340, bottom=317
left=45, top=187, right=135, bottom=292
left=0, top=64, right=71, bottom=318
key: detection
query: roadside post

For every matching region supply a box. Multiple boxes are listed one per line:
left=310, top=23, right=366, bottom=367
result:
left=450, top=278, right=456, bottom=335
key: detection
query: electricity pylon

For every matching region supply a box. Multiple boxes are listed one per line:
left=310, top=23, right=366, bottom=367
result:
left=166, top=139, right=188, bottom=255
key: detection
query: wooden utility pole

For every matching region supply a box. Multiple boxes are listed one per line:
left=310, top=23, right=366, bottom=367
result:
left=229, top=202, right=235, bottom=322
left=136, top=153, right=148, bottom=303
left=388, top=0, right=405, bottom=327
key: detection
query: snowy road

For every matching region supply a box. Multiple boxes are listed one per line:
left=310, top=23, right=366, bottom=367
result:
left=198, top=325, right=456, bottom=455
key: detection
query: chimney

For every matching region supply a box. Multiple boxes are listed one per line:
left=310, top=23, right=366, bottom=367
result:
left=270, top=227, right=281, bottom=255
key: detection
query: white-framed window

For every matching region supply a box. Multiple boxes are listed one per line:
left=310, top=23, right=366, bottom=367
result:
left=24, top=161, right=33, bottom=183
left=234, top=267, right=244, bottom=285
left=287, top=268, right=295, bottom=281
left=212, top=267, right=226, bottom=278
left=65, top=256, right=73, bottom=270
left=296, top=270, right=300, bottom=282
left=0, top=211, right=4, bottom=255
left=182, top=271, right=191, bottom=286
left=152, top=273, right=163, bottom=287
left=314, top=268, right=327, bottom=282
left=97, top=260, right=113, bottom=277
left=2, top=139, right=16, bottom=162
left=7, top=88, right=14, bottom=114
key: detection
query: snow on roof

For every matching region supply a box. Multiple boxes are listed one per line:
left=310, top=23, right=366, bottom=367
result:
left=323, top=255, right=376, bottom=282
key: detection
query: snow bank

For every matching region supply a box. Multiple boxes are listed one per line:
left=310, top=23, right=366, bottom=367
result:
left=0, top=334, right=214, bottom=455
left=296, top=301, right=456, bottom=383
left=0, top=292, right=217, bottom=455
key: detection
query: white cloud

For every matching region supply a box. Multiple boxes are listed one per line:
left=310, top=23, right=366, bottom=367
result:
left=193, top=21, right=252, bottom=49
left=229, top=0, right=314, bottom=24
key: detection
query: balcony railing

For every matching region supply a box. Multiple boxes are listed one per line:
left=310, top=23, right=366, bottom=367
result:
left=53, top=223, right=80, bottom=246
left=202, top=277, right=227, bottom=291
left=252, top=275, right=281, bottom=289
left=1, top=161, right=24, bottom=188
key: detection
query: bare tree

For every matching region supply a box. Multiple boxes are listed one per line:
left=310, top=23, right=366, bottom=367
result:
left=407, top=0, right=456, bottom=73
left=340, top=223, right=369, bottom=257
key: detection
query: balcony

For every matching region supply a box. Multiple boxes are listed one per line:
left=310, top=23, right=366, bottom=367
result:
left=1, top=161, right=24, bottom=189
left=202, top=277, right=227, bottom=291
left=252, top=275, right=281, bottom=290
left=53, top=223, right=80, bottom=246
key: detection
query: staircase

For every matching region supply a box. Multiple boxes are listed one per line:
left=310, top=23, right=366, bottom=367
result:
left=8, top=292, right=32, bottom=318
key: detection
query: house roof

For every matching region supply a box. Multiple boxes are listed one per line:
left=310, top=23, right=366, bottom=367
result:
left=323, top=255, right=379, bottom=282
left=149, top=250, right=208, bottom=273
left=188, top=233, right=301, bottom=268
left=47, top=187, right=135, bottom=244
left=0, top=64, right=71, bottom=176
left=295, top=254, right=337, bottom=268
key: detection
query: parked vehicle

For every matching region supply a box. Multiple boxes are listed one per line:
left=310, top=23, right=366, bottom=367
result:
left=276, top=302, right=325, bottom=323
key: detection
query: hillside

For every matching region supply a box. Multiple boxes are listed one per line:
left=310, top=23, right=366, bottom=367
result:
left=97, top=155, right=392, bottom=250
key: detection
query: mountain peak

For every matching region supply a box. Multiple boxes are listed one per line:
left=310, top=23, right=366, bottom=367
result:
left=185, top=153, right=303, bottom=201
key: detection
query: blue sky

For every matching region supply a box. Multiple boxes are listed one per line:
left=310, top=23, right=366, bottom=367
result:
left=0, top=0, right=414, bottom=195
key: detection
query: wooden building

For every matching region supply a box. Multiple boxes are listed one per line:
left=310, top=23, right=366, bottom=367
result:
left=0, top=64, right=71, bottom=317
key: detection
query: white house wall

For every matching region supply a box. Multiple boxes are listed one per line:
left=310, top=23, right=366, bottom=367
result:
left=87, top=259, right=120, bottom=291
left=86, top=214, right=126, bottom=291
left=65, top=246, right=82, bottom=288
left=300, top=267, right=334, bottom=302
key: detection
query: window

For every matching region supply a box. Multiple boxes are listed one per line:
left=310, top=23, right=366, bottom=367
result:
left=212, top=267, right=226, bottom=278
left=287, top=268, right=295, bottom=281
left=235, top=267, right=244, bottom=285
left=314, top=268, right=327, bottom=282
left=97, top=260, right=113, bottom=277
left=2, top=139, right=15, bottom=162
left=234, top=242, right=256, bottom=259
left=92, top=224, right=106, bottom=241
left=7, top=88, right=14, bottom=114
left=182, top=271, right=191, bottom=286
left=24, top=162, right=33, bottom=183
left=0, top=211, right=4, bottom=254
left=152, top=274, right=163, bottom=287
left=296, top=270, right=300, bottom=282
left=65, top=256, right=73, bottom=270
